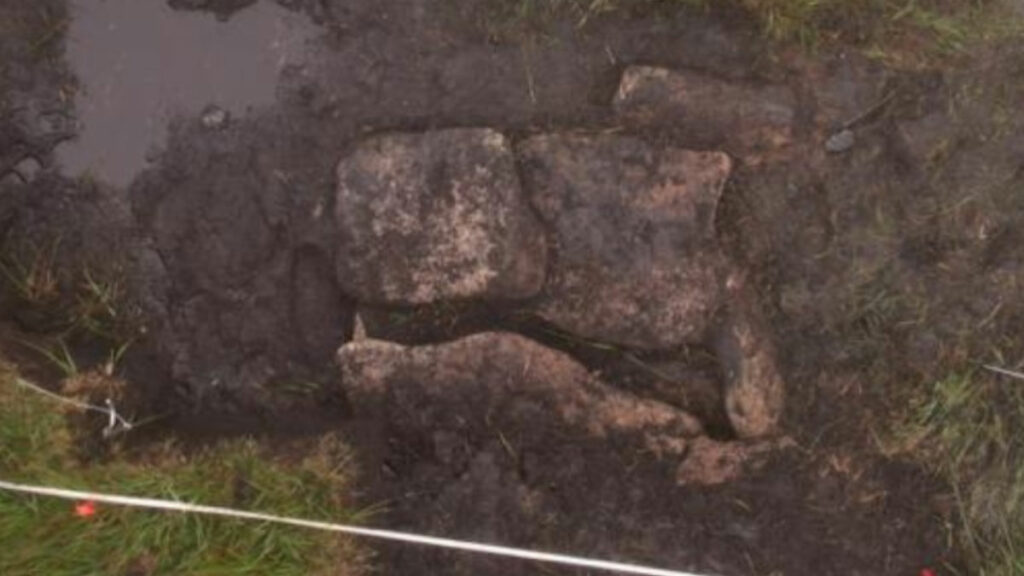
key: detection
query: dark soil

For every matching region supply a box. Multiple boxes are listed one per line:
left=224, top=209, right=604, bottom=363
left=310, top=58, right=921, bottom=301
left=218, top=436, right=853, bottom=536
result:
left=4, top=0, right=1024, bottom=575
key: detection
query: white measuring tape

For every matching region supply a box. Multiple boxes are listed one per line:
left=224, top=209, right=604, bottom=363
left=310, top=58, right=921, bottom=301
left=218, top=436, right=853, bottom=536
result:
left=4, top=372, right=710, bottom=574
left=0, top=479, right=710, bottom=576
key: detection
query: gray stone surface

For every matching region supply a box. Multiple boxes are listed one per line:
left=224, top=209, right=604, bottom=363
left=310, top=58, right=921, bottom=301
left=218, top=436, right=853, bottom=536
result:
left=519, top=133, right=732, bottom=349
left=335, top=128, right=547, bottom=305
left=825, top=129, right=856, bottom=153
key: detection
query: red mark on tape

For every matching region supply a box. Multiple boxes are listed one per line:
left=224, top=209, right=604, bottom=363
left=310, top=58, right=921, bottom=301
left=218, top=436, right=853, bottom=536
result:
left=74, top=500, right=97, bottom=518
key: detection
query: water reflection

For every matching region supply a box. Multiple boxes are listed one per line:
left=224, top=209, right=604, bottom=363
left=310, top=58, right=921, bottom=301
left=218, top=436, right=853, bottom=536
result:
left=58, top=0, right=317, bottom=186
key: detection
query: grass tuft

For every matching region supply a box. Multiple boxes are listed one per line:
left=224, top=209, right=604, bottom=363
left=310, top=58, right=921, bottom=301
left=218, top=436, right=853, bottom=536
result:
left=896, top=370, right=1024, bottom=575
left=73, top=267, right=128, bottom=341
left=16, top=337, right=79, bottom=378
left=0, top=361, right=367, bottom=576
left=483, top=0, right=1020, bottom=66
left=0, top=240, right=62, bottom=310
left=1, top=239, right=141, bottom=377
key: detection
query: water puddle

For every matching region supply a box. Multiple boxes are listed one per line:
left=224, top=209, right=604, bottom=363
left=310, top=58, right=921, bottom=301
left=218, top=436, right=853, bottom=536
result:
left=57, top=0, right=318, bottom=187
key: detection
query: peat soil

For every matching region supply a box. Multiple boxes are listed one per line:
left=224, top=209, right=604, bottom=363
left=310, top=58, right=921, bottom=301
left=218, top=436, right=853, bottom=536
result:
left=4, top=1, right=1024, bottom=575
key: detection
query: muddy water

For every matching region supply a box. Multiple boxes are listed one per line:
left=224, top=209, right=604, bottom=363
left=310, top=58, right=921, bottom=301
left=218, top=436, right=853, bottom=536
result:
left=57, top=0, right=318, bottom=187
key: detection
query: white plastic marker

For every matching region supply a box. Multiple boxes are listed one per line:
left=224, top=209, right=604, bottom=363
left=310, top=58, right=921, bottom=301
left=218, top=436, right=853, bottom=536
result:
left=0, top=479, right=708, bottom=576
left=13, top=377, right=133, bottom=437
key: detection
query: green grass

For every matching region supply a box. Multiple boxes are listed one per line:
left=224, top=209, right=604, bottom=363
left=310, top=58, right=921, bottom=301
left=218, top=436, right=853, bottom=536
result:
left=486, top=0, right=1018, bottom=65
left=896, top=370, right=1024, bottom=575
left=0, top=240, right=62, bottom=310
left=0, top=363, right=366, bottom=576
left=73, top=267, right=129, bottom=342
left=1, top=238, right=141, bottom=377
left=0, top=1, right=69, bottom=65
left=725, top=0, right=982, bottom=45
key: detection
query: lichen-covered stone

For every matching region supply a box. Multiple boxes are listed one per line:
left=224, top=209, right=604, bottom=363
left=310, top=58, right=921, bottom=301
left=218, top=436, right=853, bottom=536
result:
left=335, top=128, right=547, bottom=304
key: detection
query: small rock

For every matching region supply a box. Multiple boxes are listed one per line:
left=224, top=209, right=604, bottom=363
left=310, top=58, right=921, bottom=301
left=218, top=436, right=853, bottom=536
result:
left=825, top=129, right=856, bottom=153
left=351, top=312, right=368, bottom=342
left=200, top=105, right=230, bottom=129
left=712, top=297, right=785, bottom=439
left=614, top=66, right=795, bottom=152
left=335, top=129, right=547, bottom=305
left=519, top=133, right=731, bottom=349
left=10, top=157, right=42, bottom=184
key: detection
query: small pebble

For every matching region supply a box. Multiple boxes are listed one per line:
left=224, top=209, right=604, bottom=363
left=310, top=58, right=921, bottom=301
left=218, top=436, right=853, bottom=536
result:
left=14, top=157, right=42, bottom=182
left=825, top=129, right=856, bottom=153
left=201, top=105, right=230, bottom=129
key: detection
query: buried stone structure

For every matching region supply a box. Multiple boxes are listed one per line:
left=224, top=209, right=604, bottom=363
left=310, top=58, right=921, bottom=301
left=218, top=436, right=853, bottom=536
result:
left=3, top=64, right=789, bottom=482
left=3, top=3, right=993, bottom=563
left=335, top=114, right=786, bottom=469
left=331, top=112, right=791, bottom=574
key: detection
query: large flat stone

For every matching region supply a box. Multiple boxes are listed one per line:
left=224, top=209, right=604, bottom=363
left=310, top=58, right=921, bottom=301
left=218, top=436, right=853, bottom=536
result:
left=518, top=134, right=732, bottom=349
left=335, top=128, right=547, bottom=305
